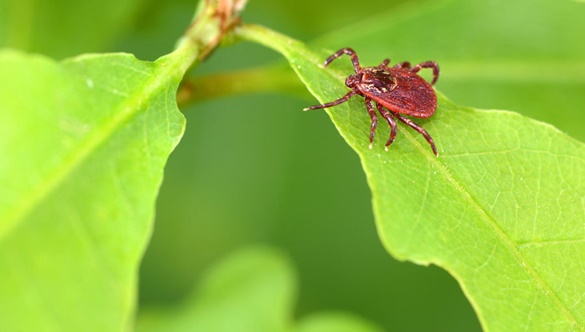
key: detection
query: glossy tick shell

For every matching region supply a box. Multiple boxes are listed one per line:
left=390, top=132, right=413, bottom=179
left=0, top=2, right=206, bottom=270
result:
left=305, top=47, right=440, bottom=156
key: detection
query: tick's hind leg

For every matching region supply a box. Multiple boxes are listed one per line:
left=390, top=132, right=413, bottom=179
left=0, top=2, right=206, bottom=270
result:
left=375, top=103, right=397, bottom=151
left=392, top=112, right=438, bottom=156
left=410, top=61, right=440, bottom=85
left=304, top=90, right=356, bottom=111
left=365, top=98, right=378, bottom=149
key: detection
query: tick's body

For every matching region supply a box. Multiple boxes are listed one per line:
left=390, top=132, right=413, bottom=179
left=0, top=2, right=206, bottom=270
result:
left=305, top=48, right=439, bottom=155
left=355, top=66, right=436, bottom=118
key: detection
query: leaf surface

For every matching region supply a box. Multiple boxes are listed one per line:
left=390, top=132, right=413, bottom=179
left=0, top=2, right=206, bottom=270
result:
left=0, top=42, right=195, bottom=330
left=238, top=24, right=585, bottom=331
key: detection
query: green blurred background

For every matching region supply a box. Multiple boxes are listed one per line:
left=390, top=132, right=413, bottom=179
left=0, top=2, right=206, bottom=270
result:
left=2, top=0, right=584, bottom=330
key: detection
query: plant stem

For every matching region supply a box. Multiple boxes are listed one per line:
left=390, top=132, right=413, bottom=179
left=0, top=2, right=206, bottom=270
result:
left=176, top=0, right=247, bottom=69
left=177, top=65, right=307, bottom=107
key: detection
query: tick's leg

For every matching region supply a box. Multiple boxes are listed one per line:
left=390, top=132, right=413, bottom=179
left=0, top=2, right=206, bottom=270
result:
left=392, top=112, right=438, bottom=156
left=378, top=58, right=391, bottom=68
left=324, top=48, right=362, bottom=73
left=394, top=61, right=411, bottom=69
left=410, top=61, right=440, bottom=85
left=375, top=103, right=397, bottom=151
left=303, top=90, right=356, bottom=111
left=365, top=98, right=378, bottom=149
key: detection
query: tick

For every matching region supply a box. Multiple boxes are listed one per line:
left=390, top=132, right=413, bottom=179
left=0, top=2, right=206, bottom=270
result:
left=304, top=48, right=439, bottom=156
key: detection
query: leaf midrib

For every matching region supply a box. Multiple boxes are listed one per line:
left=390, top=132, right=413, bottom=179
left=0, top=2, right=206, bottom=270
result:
left=0, top=43, right=196, bottom=241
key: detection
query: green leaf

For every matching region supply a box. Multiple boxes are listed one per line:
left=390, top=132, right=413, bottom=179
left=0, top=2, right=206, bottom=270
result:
left=238, top=24, right=585, bottom=331
left=137, top=247, right=296, bottom=332
left=0, top=0, right=144, bottom=58
left=0, top=42, right=195, bottom=330
left=0, top=0, right=246, bottom=329
left=295, top=313, right=383, bottom=332
left=137, top=246, right=382, bottom=332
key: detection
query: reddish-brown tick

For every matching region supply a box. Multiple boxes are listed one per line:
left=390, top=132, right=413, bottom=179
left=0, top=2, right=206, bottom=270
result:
left=305, top=48, right=439, bottom=156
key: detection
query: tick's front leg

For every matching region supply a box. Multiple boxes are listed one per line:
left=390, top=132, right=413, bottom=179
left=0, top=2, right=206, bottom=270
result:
left=394, top=61, right=411, bottom=69
left=378, top=58, right=391, bottom=68
left=304, top=90, right=356, bottom=111
left=324, top=48, right=362, bottom=73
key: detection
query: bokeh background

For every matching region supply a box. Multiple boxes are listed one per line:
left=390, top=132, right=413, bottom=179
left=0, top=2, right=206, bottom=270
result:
left=2, top=0, right=584, bottom=330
